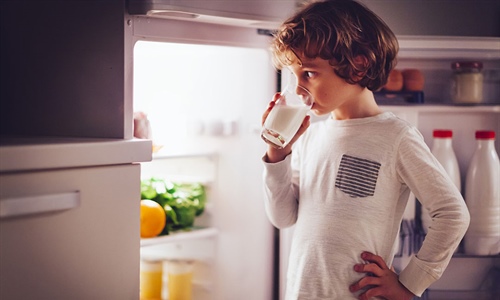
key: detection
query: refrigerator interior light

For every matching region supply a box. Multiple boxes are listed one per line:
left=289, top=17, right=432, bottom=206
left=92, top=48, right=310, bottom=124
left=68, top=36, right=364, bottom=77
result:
left=147, top=10, right=200, bottom=19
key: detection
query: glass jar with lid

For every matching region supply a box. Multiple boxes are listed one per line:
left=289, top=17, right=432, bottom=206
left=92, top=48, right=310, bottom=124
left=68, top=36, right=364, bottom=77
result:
left=450, top=61, right=484, bottom=104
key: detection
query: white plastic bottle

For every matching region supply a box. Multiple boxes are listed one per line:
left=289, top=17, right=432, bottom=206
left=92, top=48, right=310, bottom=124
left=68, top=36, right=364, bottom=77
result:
left=464, top=130, right=500, bottom=255
left=422, top=130, right=462, bottom=234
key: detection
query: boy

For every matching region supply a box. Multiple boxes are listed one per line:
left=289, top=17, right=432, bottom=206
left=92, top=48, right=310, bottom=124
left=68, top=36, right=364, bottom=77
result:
left=261, top=0, right=470, bottom=299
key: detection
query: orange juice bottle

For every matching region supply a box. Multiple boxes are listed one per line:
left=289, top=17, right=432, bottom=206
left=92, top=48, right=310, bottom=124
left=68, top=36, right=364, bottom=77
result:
left=140, top=259, right=163, bottom=300
left=166, top=260, right=194, bottom=300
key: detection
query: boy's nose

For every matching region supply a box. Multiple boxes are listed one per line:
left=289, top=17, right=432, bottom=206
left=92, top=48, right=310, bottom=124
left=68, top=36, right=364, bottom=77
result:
left=296, top=85, right=310, bottom=97
left=295, top=86, right=303, bottom=95
left=296, top=85, right=307, bottom=96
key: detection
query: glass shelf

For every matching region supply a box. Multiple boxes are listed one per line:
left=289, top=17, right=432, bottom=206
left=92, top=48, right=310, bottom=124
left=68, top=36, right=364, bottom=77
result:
left=451, top=253, right=500, bottom=259
left=396, top=36, right=500, bottom=60
left=381, top=104, right=500, bottom=114
left=141, top=152, right=217, bottom=186
left=424, top=290, right=498, bottom=300
left=152, top=150, right=217, bottom=161
left=140, top=227, right=218, bottom=247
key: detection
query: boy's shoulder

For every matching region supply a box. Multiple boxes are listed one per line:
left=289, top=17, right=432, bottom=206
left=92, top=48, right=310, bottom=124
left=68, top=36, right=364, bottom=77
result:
left=311, top=112, right=414, bottom=131
left=380, top=112, right=415, bottom=129
left=377, top=112, right=421, bottom=138
left=314, top=112, right=420, bottom=139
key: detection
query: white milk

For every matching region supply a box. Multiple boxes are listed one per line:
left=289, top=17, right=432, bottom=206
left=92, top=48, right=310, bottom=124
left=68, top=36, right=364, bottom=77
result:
left=262, top=104, right=310, bottom=148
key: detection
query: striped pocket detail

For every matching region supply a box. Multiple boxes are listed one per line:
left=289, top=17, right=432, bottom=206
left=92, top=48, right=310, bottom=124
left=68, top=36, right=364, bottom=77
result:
left=335, top=154, right=381, bottom=198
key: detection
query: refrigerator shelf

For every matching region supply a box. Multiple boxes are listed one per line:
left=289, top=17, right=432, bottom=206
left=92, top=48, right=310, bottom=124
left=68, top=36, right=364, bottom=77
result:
left=140, top=227, right=218, bottom=247
left=141, top=153, right=218, bottom=187
left=375, top=90, right=425, bottom=105
left=381, top=104, right=500, bottom=113
left=423, top=290, right=499, bottom=300
left=397, top=36, right=500, bottom=60
left=421, top=291, right=498, bottom=300
left=152, top=150, right=217, bottom=161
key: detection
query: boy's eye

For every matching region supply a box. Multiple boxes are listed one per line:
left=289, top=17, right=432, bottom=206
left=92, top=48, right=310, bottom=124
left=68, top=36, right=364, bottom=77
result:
left=305, top=71, right=316, bottom=78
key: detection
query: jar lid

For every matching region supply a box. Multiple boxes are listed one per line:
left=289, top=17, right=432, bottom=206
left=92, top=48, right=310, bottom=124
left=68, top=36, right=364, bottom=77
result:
left=451, top=61, right=483, bottom=70
left=475, top=130, right=495, bottom=139
left=433, top=130, right=453, bottom=138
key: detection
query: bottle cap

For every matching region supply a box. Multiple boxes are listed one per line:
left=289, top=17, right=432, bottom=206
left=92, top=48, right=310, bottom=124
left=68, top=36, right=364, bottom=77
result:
left=433, top=130, right=453, bottom=138
left=475, top=130, right=495, bottom=139
left=451, top=61, right=483, bottom=70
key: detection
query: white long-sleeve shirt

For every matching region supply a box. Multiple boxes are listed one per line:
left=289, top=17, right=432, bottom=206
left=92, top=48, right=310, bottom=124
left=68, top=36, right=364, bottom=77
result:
left=263, top=112, right=469, bottom=299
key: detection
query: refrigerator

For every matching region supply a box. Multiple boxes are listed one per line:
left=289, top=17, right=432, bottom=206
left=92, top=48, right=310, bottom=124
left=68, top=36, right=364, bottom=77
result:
left=128, top=2, right=500, bottom=300
left=1, top=1, right=498, bottom=300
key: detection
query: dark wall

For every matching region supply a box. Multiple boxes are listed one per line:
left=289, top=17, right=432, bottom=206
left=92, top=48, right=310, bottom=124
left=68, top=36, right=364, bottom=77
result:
left=0, top=0, right=126, bottom=138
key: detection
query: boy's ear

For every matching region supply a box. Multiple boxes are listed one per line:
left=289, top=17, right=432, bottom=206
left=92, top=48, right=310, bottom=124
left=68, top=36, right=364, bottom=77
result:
left=355, top=54, right=367, bottom=61
left=353, top=55, right=369, bottom=81
left=353, top=55, right=369, bottom=70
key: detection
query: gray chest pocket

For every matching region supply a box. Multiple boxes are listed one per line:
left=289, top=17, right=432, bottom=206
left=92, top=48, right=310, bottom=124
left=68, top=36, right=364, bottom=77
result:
left=335, top=154, right=381, bottom=198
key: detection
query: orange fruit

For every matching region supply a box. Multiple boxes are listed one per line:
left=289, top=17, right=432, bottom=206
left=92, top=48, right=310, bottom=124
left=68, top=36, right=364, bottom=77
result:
left=402, top=69, right=425, bottom=91
left=384, top=69, right=403, bottom=91
left=140, top=199, right=166, bottom=238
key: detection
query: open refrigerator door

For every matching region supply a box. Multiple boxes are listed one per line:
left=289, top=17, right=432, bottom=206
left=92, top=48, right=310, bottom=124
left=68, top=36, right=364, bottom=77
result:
left=130, top=18, right=279, bottom=300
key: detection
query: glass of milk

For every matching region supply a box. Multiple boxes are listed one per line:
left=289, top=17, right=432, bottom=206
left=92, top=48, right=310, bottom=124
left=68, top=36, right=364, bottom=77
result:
left=261, top=77, right=313, bottom=149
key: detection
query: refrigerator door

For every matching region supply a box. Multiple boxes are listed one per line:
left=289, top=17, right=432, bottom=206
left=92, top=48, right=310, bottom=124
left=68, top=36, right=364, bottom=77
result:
left=131, top=16, right=278, bottom=300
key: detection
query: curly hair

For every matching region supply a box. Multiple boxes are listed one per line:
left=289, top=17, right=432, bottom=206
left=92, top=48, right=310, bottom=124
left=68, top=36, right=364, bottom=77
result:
left=271, top=0, right=399, bottom=91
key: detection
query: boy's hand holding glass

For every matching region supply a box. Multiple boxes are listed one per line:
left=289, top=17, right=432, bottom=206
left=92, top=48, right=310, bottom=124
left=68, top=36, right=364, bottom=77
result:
left=261, top=76, right=313, bottom=149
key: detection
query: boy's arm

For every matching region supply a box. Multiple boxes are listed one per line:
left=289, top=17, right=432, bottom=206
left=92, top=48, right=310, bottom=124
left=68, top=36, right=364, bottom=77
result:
left=262, top=152, right=300, bottom=229
left=395, top=127, right=470, bottom=296
left=261, top=96, right=310, bottom=228
left=352, top=127, right=469, bottom=298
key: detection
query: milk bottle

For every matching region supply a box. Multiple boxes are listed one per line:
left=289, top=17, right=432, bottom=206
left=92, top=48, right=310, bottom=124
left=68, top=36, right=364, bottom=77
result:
left=464, top=130, right=500, bottom=255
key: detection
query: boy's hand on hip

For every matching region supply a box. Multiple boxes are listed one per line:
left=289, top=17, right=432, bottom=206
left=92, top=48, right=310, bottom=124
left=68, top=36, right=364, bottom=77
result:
left=350, top=252, right=415, bottom=300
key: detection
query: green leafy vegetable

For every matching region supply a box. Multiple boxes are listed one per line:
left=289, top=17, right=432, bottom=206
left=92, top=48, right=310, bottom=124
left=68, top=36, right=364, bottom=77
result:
left=141, top=178, right=206, bottom=234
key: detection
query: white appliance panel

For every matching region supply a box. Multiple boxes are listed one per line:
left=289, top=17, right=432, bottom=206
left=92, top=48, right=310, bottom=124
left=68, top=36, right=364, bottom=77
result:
left=0, top=164, right=141, bottom=300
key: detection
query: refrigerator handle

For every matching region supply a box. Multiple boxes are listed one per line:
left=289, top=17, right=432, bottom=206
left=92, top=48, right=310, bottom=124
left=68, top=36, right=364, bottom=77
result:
left=0, top=191, right=80, bottom=219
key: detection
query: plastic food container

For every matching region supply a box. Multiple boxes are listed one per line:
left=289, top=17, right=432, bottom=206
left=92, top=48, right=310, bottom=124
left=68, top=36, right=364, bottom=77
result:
left=450, top=61, right=484, bottom=104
